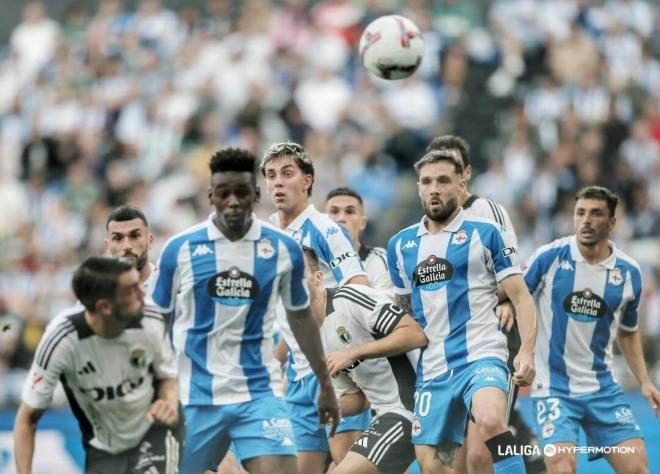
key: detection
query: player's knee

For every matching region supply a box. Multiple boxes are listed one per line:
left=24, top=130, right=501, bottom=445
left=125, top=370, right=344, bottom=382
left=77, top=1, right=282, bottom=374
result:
left=545, top=453, right=577, bottom=474
left=466, top=443, right=492, bottom=472
left=475, top=414, right=507, bottom=439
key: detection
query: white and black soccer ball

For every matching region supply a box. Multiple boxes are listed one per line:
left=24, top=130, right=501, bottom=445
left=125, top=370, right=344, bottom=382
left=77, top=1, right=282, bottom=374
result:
left=359, top=15, right=424, bottom=80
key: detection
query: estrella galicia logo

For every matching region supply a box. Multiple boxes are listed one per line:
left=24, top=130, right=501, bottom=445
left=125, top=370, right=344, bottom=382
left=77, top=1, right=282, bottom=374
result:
left=413, top=255, right=454, bottom=291
left=562, top=288, right=608, bottom=322
left=207, top=266, right=260, bottom=306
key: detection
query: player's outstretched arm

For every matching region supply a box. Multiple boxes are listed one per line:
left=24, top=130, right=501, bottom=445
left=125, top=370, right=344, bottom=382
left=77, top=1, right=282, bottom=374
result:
left=14, top=403, right=45, bottom=474
left=617, top=328, right=660, bottom=417
left=500, top=274, right=537, bottom=386
left=286, top=307, right=341, bottom=435
left=326, top=315, right=427, bottom=376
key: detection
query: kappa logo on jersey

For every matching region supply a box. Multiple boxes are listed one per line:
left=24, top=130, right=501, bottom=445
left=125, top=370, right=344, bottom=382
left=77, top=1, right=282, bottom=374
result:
left=192, top=244, right=214, bottom=257
left=558, top=260, right=574, bottom=271
left=330, top=251, right=358, bottom=269
left=453, top=230, right=468, bottom=245
left=609, top=267, right=623, bottom=286
left=402, top=240, right=417, bottom=249
left=257, top=238, right=275, bottom=259
left=129, top=349, right=147, bottom=369
left=412, top=255, right=454, bottom=290
left=336, top=325, right=352, bottom=344
left=326, top=226, right=339, bottom=238
left=207, top=266, right=260, bottom=306
left=563, top=288, right=608, bottom=322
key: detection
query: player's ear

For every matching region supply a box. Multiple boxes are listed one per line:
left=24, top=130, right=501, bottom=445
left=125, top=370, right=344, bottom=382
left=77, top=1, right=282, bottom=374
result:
left=147, top=232, right=154, bottom=249
left=208, top=186, right=213, bottom=205
left=361, top=215, right=368, bottom=231
left=254, top=184, right=261, bottom=203
left=103, top=239, right=110, bottom=253
left=95, top=298, right=111, bottom=316
left=314, top=271, right=324, bottom=287
left=464, top=164, right=472, bottom=182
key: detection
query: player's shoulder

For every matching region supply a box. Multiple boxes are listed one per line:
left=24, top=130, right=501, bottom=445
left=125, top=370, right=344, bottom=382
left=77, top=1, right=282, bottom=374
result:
left=141, top=303, right=168, bottom=327
left=470, top=197, right=511, bottom=221
left=332, top=284, right=381, bottom=310
left=160, top=220, right=209, bottom=252
left=305, top=207, right=343, bottom=237
left=257, top=218, right=298, bottom=243
left=389, top=222, right=422, bottom=245
left=612, top=247, right=642, bottom=278
left=35, top=306, right=86, bottom=367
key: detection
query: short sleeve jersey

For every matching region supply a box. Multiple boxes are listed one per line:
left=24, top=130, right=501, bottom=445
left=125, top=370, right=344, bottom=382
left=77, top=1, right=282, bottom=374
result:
left=387, top=210, right=521, bottom=382
left=151, top=214, right=309, bottom=405
left=22, top=305, right=176, bottom=454
left=523, top=236, right=643, bottom=397
left=320, top=284, right=413, bottom=419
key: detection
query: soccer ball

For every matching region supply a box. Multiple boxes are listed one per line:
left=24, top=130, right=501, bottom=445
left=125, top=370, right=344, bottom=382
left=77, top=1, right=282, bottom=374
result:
left=359, top=15, right=424, bottom=80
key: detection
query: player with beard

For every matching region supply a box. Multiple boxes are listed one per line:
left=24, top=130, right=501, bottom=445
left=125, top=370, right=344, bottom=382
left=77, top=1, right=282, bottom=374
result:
left=14, top=257, right=181, bottom=473
left=105, top=206, right=156, bottom=293
left=387, top=151, right=537, bottom=474
left=426, top=136, right=542, bottom=473
left=519, top=186, right=658, bottom=474
left=152, top=147, right=339, bottom=474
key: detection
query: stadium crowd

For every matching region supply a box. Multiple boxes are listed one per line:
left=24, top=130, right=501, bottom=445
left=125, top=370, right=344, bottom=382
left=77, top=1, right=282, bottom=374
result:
left=0, top=0, right=659, bottom=407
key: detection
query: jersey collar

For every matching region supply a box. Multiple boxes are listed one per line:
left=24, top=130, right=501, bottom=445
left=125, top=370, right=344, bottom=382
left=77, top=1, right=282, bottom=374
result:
left=569, top=235, right=617, bottom=269
left=206, top=213, right=262, bottom=241
left=269, top=204, right=317, bottom=232
left=417, top=208, right=465, bottom=237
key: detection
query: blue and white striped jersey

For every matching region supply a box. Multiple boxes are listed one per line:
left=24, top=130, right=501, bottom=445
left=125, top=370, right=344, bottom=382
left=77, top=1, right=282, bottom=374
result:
left=524, top=236, right=643, bottom=397
left=270, top=204, right=366, bottom=381
left=151, top=213, right=309, bottom=405
left=387, top=210, right=521, bottom=383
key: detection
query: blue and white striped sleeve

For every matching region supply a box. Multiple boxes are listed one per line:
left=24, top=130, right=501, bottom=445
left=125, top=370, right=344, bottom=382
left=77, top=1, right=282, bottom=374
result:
left=313, top=223, right=365, bottom=285
left=523, top=244, right=559, bottom=295
left=620, top=264, right=643, bottom=332
left=387, top=235, right=410, bottom=294
left=280, top=236, right=310, bottom=311
left=484, top=224, right=521, bottom=283
left=151, top=238, right=182, bottom=313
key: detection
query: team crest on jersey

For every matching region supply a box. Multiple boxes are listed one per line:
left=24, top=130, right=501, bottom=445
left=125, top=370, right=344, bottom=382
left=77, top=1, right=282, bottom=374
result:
left=337, top=325, right=352, bottom=344
left=413, top=255, right=454, bottom=291
left=257, top=238, right=275, bottom=259
left=452, top=230, right=468, bottom=245
left=542, top=421, right=555, bottom=439
left=208, top=266, right=260, bottom=306
left=608, top=267, right=623, bottom=286
left=129, top=348, right=147, bottom=368
left=412, top=418, right=422, bottom=436
left=562, top=288, right=608, bottom=322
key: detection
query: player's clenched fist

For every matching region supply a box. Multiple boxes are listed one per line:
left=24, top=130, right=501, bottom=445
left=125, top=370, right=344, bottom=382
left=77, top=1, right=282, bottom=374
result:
left=513, top=347, right=535, bottom=386
left=146, top=399, right=179, bottom=425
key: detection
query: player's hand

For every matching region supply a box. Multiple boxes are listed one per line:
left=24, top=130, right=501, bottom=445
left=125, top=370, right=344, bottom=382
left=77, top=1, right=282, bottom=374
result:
left=317, top=381, right=341, bottom=437
left=513, top=347, right=535, bottom=386
left=326, top=349, right=358, bottom=377
left=146, top=399, right=179, bottom=425
left=641, top=381, right=660, bottom=417
left=496, top=302, right=516, bottom=332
